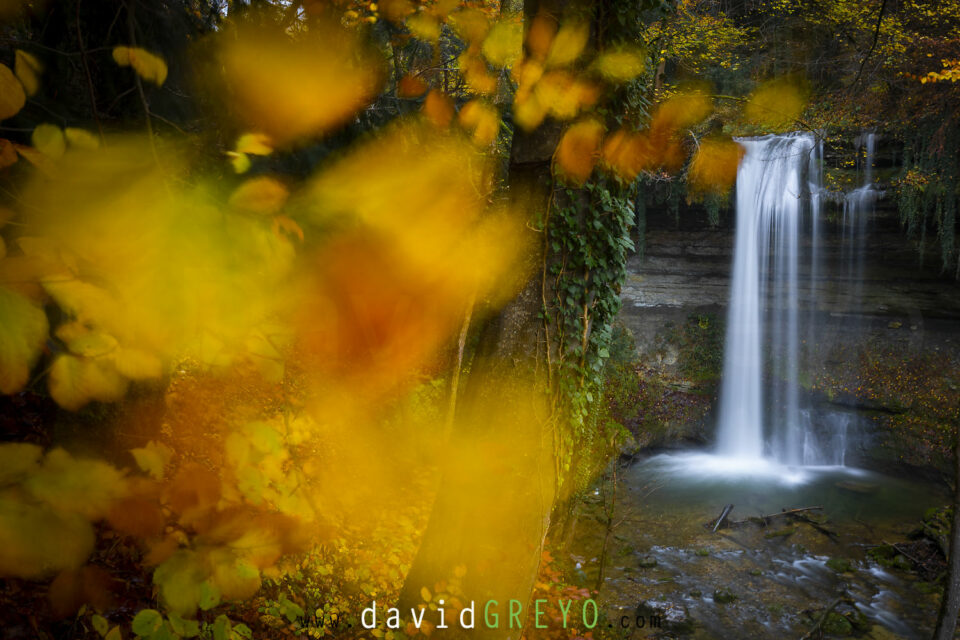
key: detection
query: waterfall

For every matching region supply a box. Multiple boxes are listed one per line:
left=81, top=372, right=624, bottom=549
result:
left=715, top=133, right=817, bottom=463
left=841, top=133, right=878, bottom=316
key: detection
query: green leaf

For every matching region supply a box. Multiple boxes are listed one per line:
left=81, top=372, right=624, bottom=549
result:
left=130, top=441, right=173, bottom=480
left=168, top=614, right=200, bottom=638
left=105, top=627, right=123, bottom=640
left=131, top=610, right=163, bottom=637
left=92, top=614, right=110, bottom=637
left=231, top=624, right=252, bottom=640
left=211, top=616, right=231, bottom=640
left=198, top=580, right=221, bottom=611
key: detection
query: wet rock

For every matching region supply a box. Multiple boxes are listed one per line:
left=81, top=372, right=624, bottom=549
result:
left=713, top=588, right=737, bottom=604
left=826, top=557, right=852, bottom=573
left=639, top=600, right=693, bottom=634
left=892, top=554, right=912, bottom=571
left=823, top=612, right=853, bottom=635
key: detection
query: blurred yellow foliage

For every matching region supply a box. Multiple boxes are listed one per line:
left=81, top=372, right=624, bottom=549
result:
left=482, top=18, right=523, bottom=67
left=215, top=20, right=383, bottom=144
left=593, top=48, right=646, bottom=83
left=688, top=138, right=744, bottom=195
left=555, top=119, right=605, bottom=184
left=0, top=287, right=48, bottom=394
left=458, top=99, right=500, bottom=146
left=112, top=46, right=168, bottom=86
left=14, top=49, right=42, bottom=96
left=0, top=63, right=25, bottom=120
left=744, top=78, right=807, bottom=130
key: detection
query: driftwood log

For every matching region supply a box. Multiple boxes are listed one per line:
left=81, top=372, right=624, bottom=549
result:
left=709, top=505, right=834, bottom=537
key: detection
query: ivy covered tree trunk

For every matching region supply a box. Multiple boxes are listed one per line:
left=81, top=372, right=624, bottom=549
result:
left=397, top=0, right=649, bottom=630
left=395, top=3, right=569, bottom=635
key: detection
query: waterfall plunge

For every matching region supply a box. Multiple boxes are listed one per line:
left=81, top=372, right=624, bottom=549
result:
left=715, top=133, right=820, bottom=464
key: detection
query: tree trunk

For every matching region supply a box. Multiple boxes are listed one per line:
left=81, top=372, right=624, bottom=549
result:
left=933, top=427, right=960, bottom=640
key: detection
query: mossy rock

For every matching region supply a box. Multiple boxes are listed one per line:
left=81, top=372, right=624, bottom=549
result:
left=914, top=581, right=940, bottom=595
left=689, top=590, right=702, bottom=598
left=845, top=608, right=871, bottom=631
left=695, top=548, right=710, bottom=557
left=822, top=612, right=853, bottom=636
left=749, top=569, right=763, bottom=576
left=867, top=545, right=896, bottom=564
left=638, top=556, right=658, bottom=568
left=826, top=557, right=852, bottom=573
left=892, top=555, right=912, bottom=571
left=765, top=527, right=796, bottom=539
left=713, top=588, right=737, bottom=604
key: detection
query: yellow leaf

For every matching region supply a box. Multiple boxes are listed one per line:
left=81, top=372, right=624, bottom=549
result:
left=64, top=128, right=100, bottom=150
left=593, top=49, right=645, bottom=83
left=55, top=323, right=118, bottom=357
left=227, top=151, right=251, bottom=174
left=422, top=89, right=454, bottom=128
left=688, top=138, right=744, bottom=195
left=545, top=21, right=588, bottom=67
left=0, top=286, right=48, bottom=394
left=0, top=63, right=25, bottom=120
left=113, top=347, right=163, bottom=380
left=236, top=133, right=273, bottom=156
left=744, top=78, right=807, bottom=130
left=420, top=586, right=432, bottom=602
left=32, top=123, right=65, bottom=158
left=25, top=447, right=129, bottom=520
left=448, top=8, right=489, bottom=42
left=407, top=12, right=440, bottom=42
left=0, top=497, right=95, bottom=579
left=457, top=100, right=499, bottom=146
left=48, top=353, right=128, bottom=411
left=14, top=49, right=42, bottom=96
left=0, top=442, right=42, bottom=485
left=0, top=138, right=17, bottom=169
left=481, top=19, right=522, bottom=67
left=229, top=176, right=289, bottom=215
left=131, top=440, right=174, bottom=480
left=217, top=22, right=383, bottom=144
left=113, top=46, right=168, bottom=86
left=554, top=119, right=604, bottom=184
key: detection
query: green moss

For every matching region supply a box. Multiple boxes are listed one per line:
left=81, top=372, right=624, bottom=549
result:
left=822, top=612, right=853, bottom=636
left=713, top=588, right=737, bottom=604
left=695, top=548, right=710, bottom=557
left=826, top=557, right=852, bottom=573
left=915, top=581, right=941, bottom=595
left=892, top=555, right=913, bottom=571
left=764, top=527, right=796, bottom=539
left=749, top=569, right=763, bottom=576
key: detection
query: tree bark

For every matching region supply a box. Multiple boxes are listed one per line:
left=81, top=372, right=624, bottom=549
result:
left=933, top=426, right=960, bottom=640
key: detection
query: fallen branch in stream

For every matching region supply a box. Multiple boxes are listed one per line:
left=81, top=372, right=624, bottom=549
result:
left=708, top=505, right=837, bottom=539
left=734, top=506, right=825, bottom=525
left=884, top=540, right=928, bottom=570
left=799, top=593, right=850, bottom=640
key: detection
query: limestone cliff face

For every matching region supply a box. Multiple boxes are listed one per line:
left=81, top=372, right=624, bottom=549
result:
left=616, top=175, right=960, bottom=469
left=620, top=199, right=960, bottom=362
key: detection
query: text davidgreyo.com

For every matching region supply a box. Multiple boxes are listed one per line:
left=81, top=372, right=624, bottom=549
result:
left=351, top=599, right=663, bottom=631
